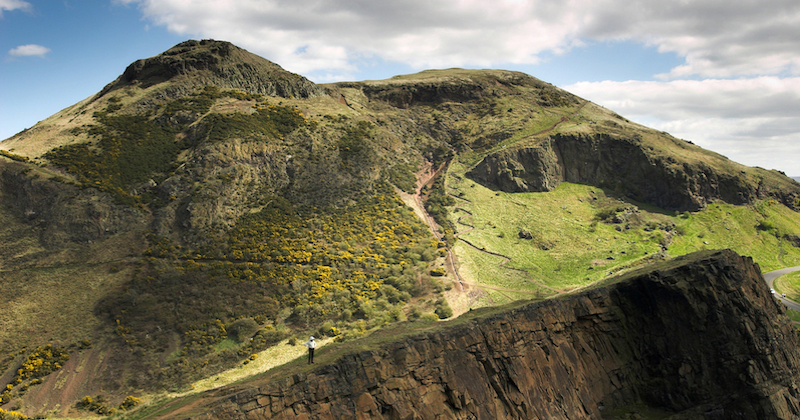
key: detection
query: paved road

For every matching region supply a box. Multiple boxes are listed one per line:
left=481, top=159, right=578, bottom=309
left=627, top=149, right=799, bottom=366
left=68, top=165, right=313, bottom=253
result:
left=764, top=266, right=800, bottom=311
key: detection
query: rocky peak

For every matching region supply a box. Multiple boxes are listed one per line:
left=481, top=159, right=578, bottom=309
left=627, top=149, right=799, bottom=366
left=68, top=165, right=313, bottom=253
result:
left=101, top=39, right=323, bottom=98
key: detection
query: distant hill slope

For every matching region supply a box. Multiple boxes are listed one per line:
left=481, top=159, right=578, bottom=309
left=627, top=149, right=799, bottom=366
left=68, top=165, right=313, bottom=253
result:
left=1, top=39, right=799, bottom=418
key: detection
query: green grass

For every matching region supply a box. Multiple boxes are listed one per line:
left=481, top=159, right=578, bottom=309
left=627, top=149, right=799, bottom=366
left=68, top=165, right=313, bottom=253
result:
left=786, top=308, right=800, bottom=323
left=775, top=271, right=800, bottom=302
left=213, top=338, right=238, bottom=352
left=445, top=159, right=800, bottom=300
left=669, top=200, right=800, bottom=271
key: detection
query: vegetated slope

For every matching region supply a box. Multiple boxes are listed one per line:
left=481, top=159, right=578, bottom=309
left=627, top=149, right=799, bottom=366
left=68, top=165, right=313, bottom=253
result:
left=0, top=39, right=799, bottom=418
left=134, top=250, right=800, bottom=420
left=444, top=177, right=800, bottom=309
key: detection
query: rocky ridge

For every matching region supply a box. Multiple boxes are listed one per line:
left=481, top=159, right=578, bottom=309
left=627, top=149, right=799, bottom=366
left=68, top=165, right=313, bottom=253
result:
left=467, top=133, right=800, bottom=212
left=172, top=250, right=800, bottom=420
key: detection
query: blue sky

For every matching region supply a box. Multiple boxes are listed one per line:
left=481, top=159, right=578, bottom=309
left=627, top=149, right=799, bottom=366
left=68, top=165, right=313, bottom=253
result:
left=2, top=0, right=799, bottom=176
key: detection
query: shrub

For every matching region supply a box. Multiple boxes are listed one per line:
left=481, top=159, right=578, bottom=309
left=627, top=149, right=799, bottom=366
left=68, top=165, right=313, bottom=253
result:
left=119, top=395, right=142, bottom=411
left=420, top=312, right=440, bottom=322
left=77, top=395, right=115, bottom=415
left=0, top=150, right=29, bottom=163
left=434, top=298, right=453, bottom=319
left=228, top=318, right=260, bottom=343
left=0, top=408, right=29, bottom=420
left=13, top=345, right=70, bottom=383
left=318, top=321, right=340, bottom=337
left=757, top=219, right=777, bottom=232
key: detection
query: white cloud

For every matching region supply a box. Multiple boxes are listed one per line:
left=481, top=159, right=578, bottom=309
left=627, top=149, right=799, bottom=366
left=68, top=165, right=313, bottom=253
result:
left=8, top=44, right=51, bottom=58
left=121, top=0, right=800, bottom=80
left=565, top=78, right=800, bottom=174
left=121, top=0, right=583, bottom=75
left=0, top=0, right=31, bottom=15
left=577, top=0, right=800, bottom=78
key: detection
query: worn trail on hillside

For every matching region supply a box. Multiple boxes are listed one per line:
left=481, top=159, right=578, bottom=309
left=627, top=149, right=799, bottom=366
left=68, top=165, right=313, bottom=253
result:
left=398, top=161, right=466, bottom=293
left=405, top=103, right=590, bottom=296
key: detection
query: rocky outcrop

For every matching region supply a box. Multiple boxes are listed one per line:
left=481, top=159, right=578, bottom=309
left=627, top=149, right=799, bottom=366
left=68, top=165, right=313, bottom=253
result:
left=101, top=40, right=324, bottom=99
left=467, top=133, right=800, bottom=212
left=184, top=249, right=800, bottom=419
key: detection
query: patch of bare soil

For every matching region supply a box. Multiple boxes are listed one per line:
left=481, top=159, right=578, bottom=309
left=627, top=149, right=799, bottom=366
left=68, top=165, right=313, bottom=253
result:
left=396, top=160, right=439, bottom=237
left=395, top=161, right=473, bottom=317
left=22, top=345, right=115, bottom=418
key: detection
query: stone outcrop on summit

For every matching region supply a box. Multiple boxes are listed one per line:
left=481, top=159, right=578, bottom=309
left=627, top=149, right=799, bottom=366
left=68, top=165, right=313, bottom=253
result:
left=102, top=39, right=323, bottom=99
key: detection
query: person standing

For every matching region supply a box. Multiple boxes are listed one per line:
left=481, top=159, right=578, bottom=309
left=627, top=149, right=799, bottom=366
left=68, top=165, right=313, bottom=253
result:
left=304, top=336, right=316, bottom=364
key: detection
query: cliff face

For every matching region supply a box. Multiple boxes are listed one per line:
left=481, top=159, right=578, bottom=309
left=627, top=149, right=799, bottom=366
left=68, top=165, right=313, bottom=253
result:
left=188, top=250, right=800, bottom=419
left=467, top=133, right=800, bottom=212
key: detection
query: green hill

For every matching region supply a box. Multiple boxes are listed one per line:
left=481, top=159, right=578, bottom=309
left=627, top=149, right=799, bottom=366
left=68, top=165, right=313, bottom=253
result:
left=1, top=39, right=799, bottom=418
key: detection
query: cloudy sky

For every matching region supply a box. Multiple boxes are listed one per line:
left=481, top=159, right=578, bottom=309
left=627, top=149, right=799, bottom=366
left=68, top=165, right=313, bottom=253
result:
left=2, top=0, right=798, bottom=176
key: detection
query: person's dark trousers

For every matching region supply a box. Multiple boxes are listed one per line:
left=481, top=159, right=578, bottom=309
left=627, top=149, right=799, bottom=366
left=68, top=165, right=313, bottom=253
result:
left=308, top=348, right=315, bottom=364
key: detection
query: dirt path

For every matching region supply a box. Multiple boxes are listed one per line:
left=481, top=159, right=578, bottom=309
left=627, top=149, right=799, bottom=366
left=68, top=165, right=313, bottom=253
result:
left=396, top=161, right=467, bottom=291
left=397, top=105, right=587, bottom=304
left=530, top=101, right=588, bottom=137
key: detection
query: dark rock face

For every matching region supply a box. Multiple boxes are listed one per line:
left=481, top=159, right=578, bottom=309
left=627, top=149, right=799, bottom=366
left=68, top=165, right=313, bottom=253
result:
left=103, top=40, right=323, bottom=98
left=467, top=133, right=799, bottom=212
left=190, top=250, right=800, bottom=419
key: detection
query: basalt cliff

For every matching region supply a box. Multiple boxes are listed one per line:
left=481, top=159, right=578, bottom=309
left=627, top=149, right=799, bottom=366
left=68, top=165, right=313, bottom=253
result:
left=467, top=133, right=799, bottom=213
left=152, top=250, right=800, bottom=420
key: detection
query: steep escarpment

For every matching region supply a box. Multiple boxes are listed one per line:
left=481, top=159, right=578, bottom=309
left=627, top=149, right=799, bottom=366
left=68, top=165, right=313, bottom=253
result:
left=174, top=249, right=800, bottom=420
left=467, top=133, right=800, bottom=212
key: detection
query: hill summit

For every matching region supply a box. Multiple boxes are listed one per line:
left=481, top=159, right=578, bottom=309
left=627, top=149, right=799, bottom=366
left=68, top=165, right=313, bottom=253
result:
left=1, top=40, right=800, bottom=418
left=103, top=39, right=323, bottom=98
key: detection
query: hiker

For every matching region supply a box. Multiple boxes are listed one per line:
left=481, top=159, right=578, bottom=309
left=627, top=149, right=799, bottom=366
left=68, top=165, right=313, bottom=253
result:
left=304, top=336, right=316, bottom=364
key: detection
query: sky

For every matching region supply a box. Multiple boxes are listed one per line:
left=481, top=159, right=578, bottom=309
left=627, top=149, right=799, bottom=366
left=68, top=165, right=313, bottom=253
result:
left=1, top=0, right=799, bottom=177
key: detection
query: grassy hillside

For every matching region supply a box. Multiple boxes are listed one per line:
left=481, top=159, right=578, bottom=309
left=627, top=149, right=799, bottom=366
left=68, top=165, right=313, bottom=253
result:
left=445, top=171, right=800, bottom=309
left=2, top=41, right=800, bottom=418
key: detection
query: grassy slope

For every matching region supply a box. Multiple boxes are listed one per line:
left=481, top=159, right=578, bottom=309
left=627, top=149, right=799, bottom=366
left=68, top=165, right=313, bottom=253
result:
left=775, top=271, right=800, bottom=302
left=446, top=173, right=800, bottom=308
left=0, top=202, right=142, bottom=354
left=430, top=80, right=800, bottom=308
